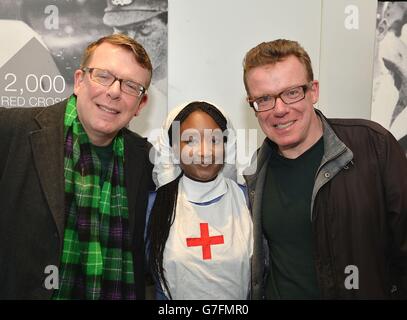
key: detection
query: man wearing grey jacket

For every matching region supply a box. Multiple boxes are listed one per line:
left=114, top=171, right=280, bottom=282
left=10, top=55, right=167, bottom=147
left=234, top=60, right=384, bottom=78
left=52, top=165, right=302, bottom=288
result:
left=243, top=39, right=407, bottom=299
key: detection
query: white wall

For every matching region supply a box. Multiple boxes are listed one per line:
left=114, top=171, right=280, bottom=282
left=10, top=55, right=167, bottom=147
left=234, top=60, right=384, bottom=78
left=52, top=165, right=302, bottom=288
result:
left=166, top=0, right=378, bottom=143
left=168, top=0, right=322, bottom=149
left=318, top=0, right=377, bottom=118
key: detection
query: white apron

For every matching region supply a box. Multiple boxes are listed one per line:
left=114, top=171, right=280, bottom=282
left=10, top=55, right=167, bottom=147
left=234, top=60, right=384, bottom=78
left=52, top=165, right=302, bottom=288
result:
left=162, top=174, right=253, bottom=299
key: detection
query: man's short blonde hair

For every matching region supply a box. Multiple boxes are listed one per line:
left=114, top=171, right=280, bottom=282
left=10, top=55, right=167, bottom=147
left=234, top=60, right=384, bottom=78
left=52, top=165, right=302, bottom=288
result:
left=243, top=39, right=314, bottom=93
left=80, top=33, right=153, bottom=88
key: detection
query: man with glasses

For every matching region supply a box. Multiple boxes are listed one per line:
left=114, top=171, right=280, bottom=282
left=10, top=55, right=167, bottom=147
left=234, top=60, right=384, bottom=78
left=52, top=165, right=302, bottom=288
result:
left=0, top=34, right=154, bottom=299
left=243, top=39, right=407, bottom=299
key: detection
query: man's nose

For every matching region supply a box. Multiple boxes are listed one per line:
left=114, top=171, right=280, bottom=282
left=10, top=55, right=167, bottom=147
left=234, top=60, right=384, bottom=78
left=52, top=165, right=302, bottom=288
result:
left=107, top=79, right=122, bottom=99
left=272, top=96, right=289, bottom=115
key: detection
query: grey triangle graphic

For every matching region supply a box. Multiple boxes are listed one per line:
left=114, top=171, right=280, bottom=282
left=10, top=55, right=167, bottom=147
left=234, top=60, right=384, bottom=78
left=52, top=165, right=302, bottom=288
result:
left=0, top=37, right=69, bottom=107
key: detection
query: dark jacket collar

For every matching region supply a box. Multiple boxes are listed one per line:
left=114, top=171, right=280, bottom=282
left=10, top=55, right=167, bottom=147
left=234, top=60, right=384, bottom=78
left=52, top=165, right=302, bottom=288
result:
left=30, top=101, right=66, bottom=241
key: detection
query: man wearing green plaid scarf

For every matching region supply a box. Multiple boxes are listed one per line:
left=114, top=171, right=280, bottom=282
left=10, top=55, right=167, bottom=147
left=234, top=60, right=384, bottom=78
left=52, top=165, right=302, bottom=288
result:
left=0, top=34, right=154, bottom=299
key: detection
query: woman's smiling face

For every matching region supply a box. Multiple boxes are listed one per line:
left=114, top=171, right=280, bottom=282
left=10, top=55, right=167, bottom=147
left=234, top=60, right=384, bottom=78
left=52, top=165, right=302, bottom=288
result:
left=176, top=110, right=225, bottom=182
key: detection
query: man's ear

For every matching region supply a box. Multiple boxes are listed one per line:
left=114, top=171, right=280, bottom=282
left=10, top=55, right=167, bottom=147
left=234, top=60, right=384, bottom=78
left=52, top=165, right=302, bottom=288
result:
left=73, top=69, right=85, bottom=96
left=134, top=93, right=148, bottom=116
left=310, top=80, right=319, bottom=105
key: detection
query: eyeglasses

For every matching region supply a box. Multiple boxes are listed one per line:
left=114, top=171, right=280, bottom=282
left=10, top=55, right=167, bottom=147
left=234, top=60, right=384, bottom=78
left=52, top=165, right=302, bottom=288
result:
left=247, top=82, right=313, bottom=112
left=82, top=67, right=146, bottom=97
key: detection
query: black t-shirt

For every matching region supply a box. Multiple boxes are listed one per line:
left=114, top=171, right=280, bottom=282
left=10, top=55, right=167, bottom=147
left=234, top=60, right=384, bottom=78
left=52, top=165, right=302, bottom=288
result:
left=262, top=137, right=324, bottom=299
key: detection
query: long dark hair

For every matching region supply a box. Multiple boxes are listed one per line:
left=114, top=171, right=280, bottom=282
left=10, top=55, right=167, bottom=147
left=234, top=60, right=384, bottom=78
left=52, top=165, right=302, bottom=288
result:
left=147, top=101, right=227, bottom=299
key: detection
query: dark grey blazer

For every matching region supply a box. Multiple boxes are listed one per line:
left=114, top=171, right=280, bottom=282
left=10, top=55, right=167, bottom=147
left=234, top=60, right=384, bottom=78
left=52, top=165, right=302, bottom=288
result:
left=0, top=100, right=154, bottom=299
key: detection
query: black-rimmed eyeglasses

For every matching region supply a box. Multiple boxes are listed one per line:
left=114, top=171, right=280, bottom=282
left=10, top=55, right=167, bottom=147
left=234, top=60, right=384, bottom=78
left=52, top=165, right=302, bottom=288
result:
left=247, top=82, right=313, bottom=112
left=82, top=67, right=146, bottom=97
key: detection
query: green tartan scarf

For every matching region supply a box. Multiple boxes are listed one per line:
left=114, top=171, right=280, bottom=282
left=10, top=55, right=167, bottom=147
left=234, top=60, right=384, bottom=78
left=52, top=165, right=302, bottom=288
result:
left=53, top=95, right=136, bottom=299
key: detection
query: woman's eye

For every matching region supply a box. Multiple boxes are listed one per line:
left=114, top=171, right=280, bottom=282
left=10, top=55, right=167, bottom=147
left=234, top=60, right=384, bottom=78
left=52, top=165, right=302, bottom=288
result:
left=212, top=137, right=222, bottom=144
left=187, top=139, right=198, bottom=146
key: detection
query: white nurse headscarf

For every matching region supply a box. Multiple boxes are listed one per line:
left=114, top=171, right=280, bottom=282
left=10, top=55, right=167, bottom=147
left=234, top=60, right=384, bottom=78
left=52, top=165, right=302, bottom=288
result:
left=151, top=101, right=237, bottom=189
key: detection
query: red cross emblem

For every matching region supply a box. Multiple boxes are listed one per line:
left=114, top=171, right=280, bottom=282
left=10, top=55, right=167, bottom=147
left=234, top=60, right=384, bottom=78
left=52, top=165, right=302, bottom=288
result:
left=186, top=223, right=224, bottom=260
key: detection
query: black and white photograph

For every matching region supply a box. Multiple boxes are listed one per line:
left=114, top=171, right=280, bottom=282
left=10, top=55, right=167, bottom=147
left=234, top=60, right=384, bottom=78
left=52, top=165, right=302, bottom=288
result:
left=371, top=1, right=407, bottom=155
left=0, top=0, right=168, bottom=136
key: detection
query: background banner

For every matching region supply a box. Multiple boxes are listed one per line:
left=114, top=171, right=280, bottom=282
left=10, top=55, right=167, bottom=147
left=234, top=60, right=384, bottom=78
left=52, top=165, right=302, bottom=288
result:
left=0, top=0, right=168, bottom=137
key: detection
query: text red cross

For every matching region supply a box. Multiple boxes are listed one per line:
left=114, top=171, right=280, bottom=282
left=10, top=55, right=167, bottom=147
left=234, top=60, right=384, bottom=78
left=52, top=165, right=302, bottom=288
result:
left=186, top=223, right=224, bottom=260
